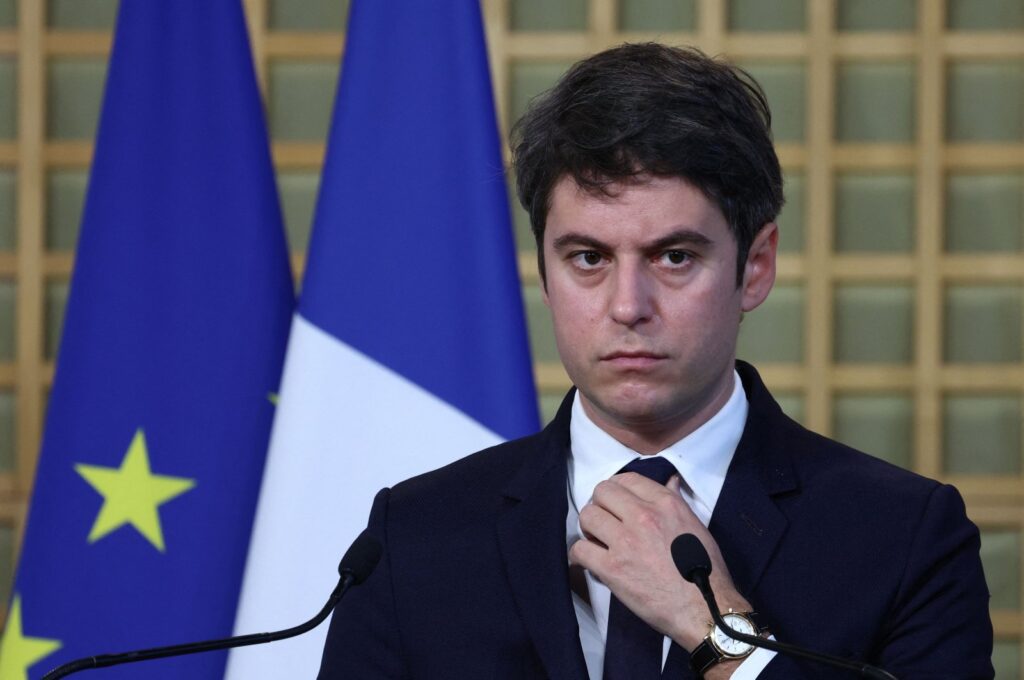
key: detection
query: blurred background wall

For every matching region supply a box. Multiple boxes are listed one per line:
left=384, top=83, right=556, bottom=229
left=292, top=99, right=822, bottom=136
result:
left=0, top=0, right=1020, bottom=674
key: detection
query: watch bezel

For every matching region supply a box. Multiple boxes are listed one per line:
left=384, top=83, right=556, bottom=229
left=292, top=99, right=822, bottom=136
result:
left=708, top=612, right=757, bottom=659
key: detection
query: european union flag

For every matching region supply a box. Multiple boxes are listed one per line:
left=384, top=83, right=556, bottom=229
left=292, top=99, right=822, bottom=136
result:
left=2, top=2, right=293, bottom=678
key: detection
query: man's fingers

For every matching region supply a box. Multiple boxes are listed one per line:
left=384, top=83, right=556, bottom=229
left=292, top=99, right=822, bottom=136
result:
left=578, top=502, right=624, bottom=547
left=589, top=475, right=641, bottom=517
left=611, top=470, right=679, bottom=502
left=607, top=473, right=704, bottom=531
left=568, top=536, right=606, bottom=570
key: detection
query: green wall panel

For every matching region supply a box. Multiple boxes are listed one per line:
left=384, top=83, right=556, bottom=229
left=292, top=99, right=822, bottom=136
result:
left=778, top=171, right=805, bottom=254
left=980, top=529, right=1022, bottom=610
left=738, top=61, right=806, bottom=143
left=834, top=285, right=914, bottom=363
left=833, top=393, right=913, bottom=468
left=277, top=170, right=319, bottom=253
left=945, top=174, right=1023, bottom=253
left=947, top=0, right=1024, bottom=30
left=944, top=285, right=1022, bottom=363
left=619, top=0, right=696, bottom=31
left=523, top=283, right=558, bottom=364
left=836, top=0, right=915, bottom=31
left=47, top=58, right=107, bottom=140
left=269, top=0, right=348, bottom=31
left=268, top=60, right=339, bottom=142
left=0, top=280, right=13, bottom=361
left=45, top=280, right=69, bottom=361
left=0, top=390, right=12, bottom=473
left=836, top=61, right=915, bottom=142
left=510, top=0, right=587, bottom=31
left=46, top=170, right=88, bottom=252
left=0, top=0, right=14, bottom=26
left=48, top=0, right=118, bottom=28
left=0, top=57, right=14, bottom=140
left=947, top=61, right=1024, bottom=142
left=0, top=169, right=14, bottom=250
left=0, top=524, right=11, bottom=617
left=944, top=395, right=1021, bottom=474
left=835, top=173, right=914, bottom=252
left=736, top=283, right=805, bottom=363
left=540, top=391, right=565, bottom=425
left=992, top=640, right=1021, bottom=679
left=728, top=0, right=805, bottom=31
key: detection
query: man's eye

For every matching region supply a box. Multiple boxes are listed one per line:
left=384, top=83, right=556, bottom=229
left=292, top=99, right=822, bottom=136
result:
left=573, top=251, right=604, bottom=267
left=662, top=250, right=690, bottom=265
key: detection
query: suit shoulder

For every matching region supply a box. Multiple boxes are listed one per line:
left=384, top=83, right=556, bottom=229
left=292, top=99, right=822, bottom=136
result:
left=809, top=428, right=932, bottom=488
left=757, top=409, right=945, bottom=511
left=398, top=430, right=543, bottom=492
left=380, top=430, right=548, bottom=523
left=774, top=421, right=964, bottom=533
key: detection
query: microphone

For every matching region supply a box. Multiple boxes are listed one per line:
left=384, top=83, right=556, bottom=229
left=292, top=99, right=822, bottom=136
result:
left=670, top=534, right=898, bottom=680
left=42, top=530, right=383, bottom=680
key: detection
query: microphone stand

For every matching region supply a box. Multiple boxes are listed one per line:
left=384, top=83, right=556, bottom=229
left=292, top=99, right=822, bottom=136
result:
left=42, top=531, right=381, bottom=679
left=41, top=576, right=353, bottom=680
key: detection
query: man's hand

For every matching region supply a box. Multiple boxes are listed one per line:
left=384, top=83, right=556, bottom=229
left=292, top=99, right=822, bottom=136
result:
left=569, top=472, right=751, bottom=653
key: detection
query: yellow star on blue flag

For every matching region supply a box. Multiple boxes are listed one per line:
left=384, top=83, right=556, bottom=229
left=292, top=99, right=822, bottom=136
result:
left=0, top=595, right=62, bottom=680
left=75, top=429, right=196, bottom=552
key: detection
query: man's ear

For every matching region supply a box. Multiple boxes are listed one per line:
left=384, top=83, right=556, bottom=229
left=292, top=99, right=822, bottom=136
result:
left=741, top=223, right=778, bottom=313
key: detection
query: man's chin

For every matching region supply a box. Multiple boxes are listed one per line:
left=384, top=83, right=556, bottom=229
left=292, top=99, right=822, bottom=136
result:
left=582, top=387, right=678, bottom=427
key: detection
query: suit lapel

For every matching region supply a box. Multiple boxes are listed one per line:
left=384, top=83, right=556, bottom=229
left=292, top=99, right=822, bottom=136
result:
left=710, top=362, right=798, bottom=596
left=497, top=390, right=589, bottom=680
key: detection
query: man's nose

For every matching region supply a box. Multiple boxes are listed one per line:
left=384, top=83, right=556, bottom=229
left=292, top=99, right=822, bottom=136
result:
left=608, top=261, right=654, bottom=327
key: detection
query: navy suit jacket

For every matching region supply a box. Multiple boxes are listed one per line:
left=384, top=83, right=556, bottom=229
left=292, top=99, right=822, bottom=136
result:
left=318, top=362, right=993, bottom=679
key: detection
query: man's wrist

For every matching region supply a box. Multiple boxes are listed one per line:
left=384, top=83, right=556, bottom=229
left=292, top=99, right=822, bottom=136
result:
left=672, top=595, right=753, bottom=652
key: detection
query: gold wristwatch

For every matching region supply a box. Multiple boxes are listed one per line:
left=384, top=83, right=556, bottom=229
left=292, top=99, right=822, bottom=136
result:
left=689, top=609, right=766, bottom=677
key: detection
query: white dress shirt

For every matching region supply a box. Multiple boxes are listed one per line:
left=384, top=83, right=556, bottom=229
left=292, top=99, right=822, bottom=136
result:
left=565, top=371, right=775, bottom=678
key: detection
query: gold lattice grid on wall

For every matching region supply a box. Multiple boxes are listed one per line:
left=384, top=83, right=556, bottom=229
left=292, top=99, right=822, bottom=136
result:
left=0, top=0, right=1021, bottom=673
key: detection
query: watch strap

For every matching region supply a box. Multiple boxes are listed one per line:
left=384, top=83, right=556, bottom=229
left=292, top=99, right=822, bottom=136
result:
left=689, top=639, right=721, bottom=676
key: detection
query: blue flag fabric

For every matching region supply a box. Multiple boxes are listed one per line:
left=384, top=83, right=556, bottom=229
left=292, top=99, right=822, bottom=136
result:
left=227, top=2, right=538, bottom=676
left=301, top=0, right=538, bottom=439
left=6, top=2, right=293, bottom=678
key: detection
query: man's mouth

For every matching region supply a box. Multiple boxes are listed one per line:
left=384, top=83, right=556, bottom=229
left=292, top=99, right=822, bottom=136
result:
left=600, top=351, right=667, bottom=368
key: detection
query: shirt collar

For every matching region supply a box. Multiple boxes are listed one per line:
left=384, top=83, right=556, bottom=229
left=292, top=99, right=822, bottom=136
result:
left=568, top=371, right=748, bottom=526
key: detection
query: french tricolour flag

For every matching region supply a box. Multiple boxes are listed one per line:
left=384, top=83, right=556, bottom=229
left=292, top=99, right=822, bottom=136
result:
left=226, top=2, right=539, bottom=677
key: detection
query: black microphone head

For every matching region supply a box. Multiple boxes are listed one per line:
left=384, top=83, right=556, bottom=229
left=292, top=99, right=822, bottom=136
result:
left=338, top=530, right=383, bottom=585
left=671, top=533, right=712, bottom=584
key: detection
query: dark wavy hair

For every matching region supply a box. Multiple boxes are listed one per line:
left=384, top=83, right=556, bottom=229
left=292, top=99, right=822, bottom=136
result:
left=511, top=43, right=784, bottom=286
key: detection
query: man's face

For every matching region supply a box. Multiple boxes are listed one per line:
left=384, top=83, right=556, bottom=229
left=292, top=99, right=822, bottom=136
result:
left=542, top=175, right=777, bottom=450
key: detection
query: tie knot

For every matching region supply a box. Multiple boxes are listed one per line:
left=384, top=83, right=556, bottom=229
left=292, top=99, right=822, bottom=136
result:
left=616, top=456, right=677, bottom=485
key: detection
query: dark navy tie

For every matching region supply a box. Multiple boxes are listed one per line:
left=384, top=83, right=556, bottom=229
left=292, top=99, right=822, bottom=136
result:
left=602, top=456, right=690, bottom=680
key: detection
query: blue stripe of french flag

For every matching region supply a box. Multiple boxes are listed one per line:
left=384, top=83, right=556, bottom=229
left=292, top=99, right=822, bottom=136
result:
left=226, top=2, right=540, bottom=677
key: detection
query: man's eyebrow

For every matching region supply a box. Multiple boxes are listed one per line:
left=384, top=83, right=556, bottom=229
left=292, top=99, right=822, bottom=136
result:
left=551, top=228, right=715, bottom=252
left=646, top=229, right=714, bottom=251
left=551, top=233, right=611, bottom=251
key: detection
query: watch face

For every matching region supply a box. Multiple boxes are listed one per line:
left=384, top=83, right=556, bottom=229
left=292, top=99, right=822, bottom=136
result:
left=712, top=613, right=756, bottom=658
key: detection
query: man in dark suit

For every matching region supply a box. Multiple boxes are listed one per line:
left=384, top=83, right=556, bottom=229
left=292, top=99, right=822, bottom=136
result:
left=318, top=43, right=992, bottom=679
